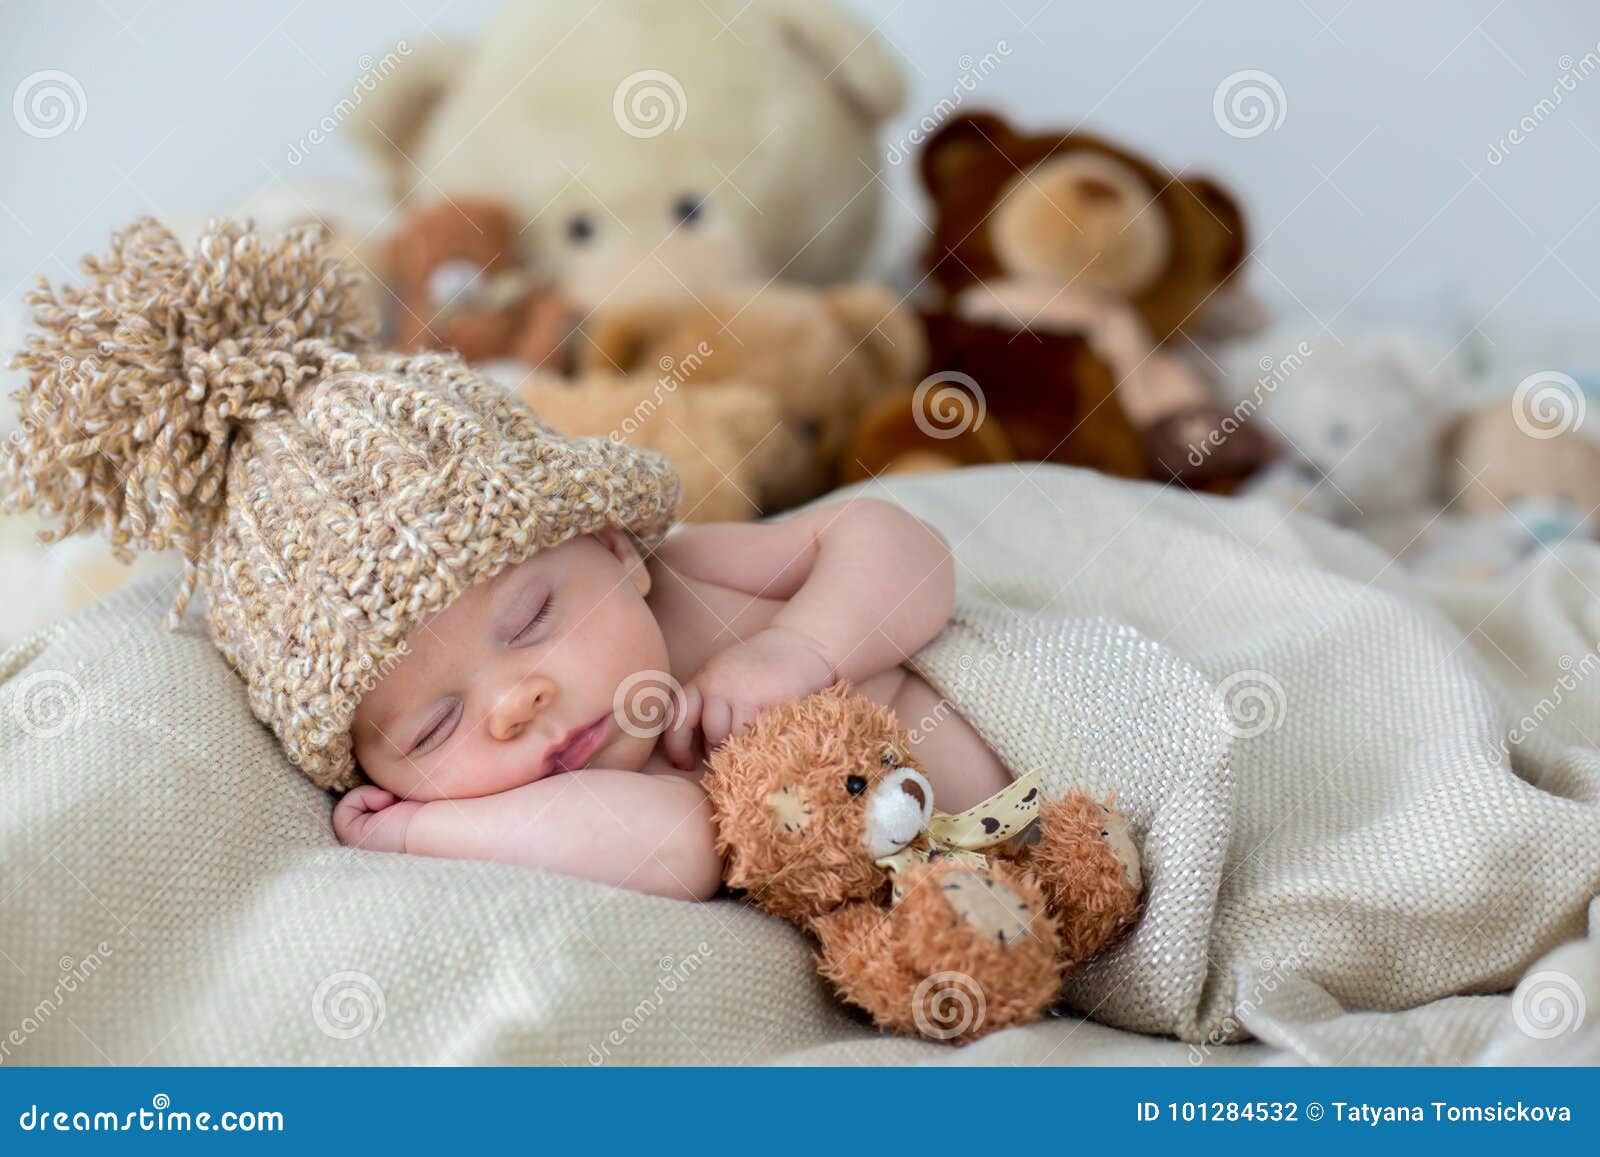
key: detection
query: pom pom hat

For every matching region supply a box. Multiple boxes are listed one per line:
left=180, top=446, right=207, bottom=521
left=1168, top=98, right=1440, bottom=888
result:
left=2, top=219, right=681, bottom=790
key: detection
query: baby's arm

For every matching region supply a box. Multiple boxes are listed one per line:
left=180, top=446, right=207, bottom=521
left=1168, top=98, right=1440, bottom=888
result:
left=333, top=772, right=721, bottom=901
left=764, top=498, right=954, bottom=683
left=657, top=498, right=955, bottom=759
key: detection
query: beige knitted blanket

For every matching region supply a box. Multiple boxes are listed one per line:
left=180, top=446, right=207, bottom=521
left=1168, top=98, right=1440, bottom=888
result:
left=2, top=463, right=1597, bottom=1064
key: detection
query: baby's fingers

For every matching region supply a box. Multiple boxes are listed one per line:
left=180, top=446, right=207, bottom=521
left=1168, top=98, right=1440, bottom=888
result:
left=729, top=703, right=759, bottom=742
left=700, top=695, right=733, bottom=754
left=663, top=683, right=703, bottom=771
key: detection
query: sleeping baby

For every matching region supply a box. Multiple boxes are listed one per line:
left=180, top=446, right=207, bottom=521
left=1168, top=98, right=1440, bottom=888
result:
left=331, top=496, right=1032, bottom=898
left=2, top=217, right=1137, bottom=904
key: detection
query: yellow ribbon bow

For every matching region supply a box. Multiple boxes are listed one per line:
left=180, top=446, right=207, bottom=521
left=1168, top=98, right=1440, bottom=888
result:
left=874, top=767, right=1044, bottom=903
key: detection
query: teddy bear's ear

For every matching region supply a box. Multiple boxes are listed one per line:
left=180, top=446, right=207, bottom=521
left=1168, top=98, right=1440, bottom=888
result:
left=1182, top=177, right=1249, bottom=272
left=763, top=783, right=814, bottom=836
left=919, top=112, right=1015, bottom=204
left=347, top=39, right=472, bottom=201
left=1166, top=176, right=1249, bottom=286
left=1118, top=173, right=1251, bottom=341
left=768, top=0, right=905, bottom=123
left=825, top=285, right=927, bottom=385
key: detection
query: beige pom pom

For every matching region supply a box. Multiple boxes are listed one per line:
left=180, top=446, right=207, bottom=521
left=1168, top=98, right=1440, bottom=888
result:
left=2, top=217, right=378, bottom=619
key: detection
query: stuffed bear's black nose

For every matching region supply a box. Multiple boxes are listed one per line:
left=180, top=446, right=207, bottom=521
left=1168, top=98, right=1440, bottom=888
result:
left=900, top=777, right=926, bottom=808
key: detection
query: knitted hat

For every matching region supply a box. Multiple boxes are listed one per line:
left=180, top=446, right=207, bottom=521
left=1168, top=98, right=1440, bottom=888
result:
left=2, top=218, right=682, bottom=791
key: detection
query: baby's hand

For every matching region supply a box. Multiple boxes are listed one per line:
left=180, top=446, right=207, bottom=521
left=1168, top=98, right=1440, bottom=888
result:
left=664, top=626, right=835, bottom=768
left=333, top=785, right=422, bottom=854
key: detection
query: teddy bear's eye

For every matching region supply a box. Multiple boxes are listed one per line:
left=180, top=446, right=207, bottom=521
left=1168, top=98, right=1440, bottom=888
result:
left=880, top=748, right=899, bottom=768
left=845, top=775, right=868, bottom=795
left=673, top=194, right=704, bottom=226
left=567, top=214, right=595, bottom=244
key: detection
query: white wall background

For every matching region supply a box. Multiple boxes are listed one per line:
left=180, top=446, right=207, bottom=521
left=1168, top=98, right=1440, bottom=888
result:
left=2, top=0, right=1598, bottom=342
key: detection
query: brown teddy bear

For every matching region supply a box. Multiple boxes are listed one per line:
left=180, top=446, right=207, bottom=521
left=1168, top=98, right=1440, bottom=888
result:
left=852, top=111, right=1269, bottom=492
left=705, top=683, right=1142, bottom=1043
left=844, top=309, right=1147, bottom=485
left=383, top=197, right=575, bottom=368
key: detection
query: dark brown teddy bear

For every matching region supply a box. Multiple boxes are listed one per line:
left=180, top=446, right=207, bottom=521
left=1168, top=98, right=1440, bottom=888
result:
left=850, top=111, right=1270, bottom=492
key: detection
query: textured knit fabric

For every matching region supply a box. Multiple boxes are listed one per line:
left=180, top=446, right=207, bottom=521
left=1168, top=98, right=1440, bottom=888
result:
left=2, top=463, right=1598, bottom=1064
left=1, top=219, right=681, bottom=789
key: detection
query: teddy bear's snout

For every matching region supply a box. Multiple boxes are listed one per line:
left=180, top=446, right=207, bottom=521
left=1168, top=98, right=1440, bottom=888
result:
left=863, top=767, right=935, bottom=859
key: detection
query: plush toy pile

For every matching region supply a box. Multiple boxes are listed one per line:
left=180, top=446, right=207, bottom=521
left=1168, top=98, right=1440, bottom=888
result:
left=337, top=1, right=1282, bottom=519
left=705, top=684, right=1142, bottom=1043
left=1218, top=326, right=1600, bottom=582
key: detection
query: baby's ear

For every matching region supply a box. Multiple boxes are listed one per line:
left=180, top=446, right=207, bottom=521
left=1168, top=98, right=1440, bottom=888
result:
left=594, top=527, right=650, bottom=595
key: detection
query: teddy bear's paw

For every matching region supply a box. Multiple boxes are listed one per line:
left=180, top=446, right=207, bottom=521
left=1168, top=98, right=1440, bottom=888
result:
left=937, top=871, right=1037, bottom=948
left=1097, top=804, right=1142, bottom=895
left=884, top=862, right=1064, bottom=1041
left=1023, top=791, right=1145, bottom=969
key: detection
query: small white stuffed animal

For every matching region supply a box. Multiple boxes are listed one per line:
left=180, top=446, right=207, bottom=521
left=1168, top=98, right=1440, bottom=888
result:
left=1220, top=328, right=1462, bottom=526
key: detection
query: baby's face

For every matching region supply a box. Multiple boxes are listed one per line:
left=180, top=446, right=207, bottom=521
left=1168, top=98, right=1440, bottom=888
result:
left=352, top=529, right=667, bottom=801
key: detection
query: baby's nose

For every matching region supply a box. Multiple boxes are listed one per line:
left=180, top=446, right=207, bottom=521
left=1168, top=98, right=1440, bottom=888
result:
left=492, top=677, right=555, bottom=741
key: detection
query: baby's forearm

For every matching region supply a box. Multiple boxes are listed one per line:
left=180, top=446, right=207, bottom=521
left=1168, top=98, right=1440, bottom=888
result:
left=403, top=771, right=722, bottom=901
left=771, top=500, right=954, bottom=682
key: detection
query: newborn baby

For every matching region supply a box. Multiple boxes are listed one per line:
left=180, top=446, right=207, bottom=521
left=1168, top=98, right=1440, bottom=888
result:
left=333, top=498, right=1015, bottom=899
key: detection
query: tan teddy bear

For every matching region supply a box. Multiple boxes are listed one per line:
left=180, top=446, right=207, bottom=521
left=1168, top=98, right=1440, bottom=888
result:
left=705, top=684, right=1142, bottom=1042
left=579, top=285, right=927, bottom=509
left=514, top=372, right=801, bottom=522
